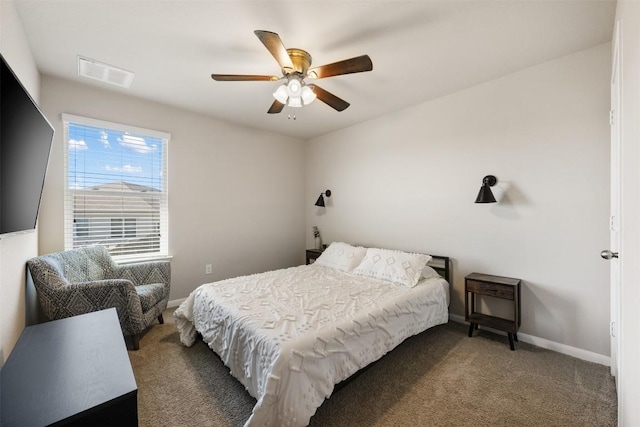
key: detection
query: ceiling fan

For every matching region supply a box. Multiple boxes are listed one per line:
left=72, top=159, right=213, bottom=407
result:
left=211, top=30, right=373, bottom=114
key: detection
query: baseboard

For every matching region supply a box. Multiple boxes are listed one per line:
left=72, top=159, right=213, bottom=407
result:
left=448, top=314, right=610, bottom=366
left=167, top=298, right=186, bottom=309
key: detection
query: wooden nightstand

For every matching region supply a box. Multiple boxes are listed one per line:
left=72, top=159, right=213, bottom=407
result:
left=465, top=272, right=521, bottom=351
left=306, top=248, right=323, bottom=265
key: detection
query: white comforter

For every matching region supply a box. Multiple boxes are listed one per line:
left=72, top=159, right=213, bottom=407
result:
left=174, top=264, right=449, bottom=427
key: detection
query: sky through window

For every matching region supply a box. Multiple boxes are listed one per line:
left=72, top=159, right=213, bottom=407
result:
left=67, top=122, right=163, bottom=191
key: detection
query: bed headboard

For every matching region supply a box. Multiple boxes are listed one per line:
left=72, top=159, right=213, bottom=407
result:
left=428, top=255, right=451, bottom=283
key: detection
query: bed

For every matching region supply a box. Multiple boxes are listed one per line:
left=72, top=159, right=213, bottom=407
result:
left=174, top=243, right=450, bottom=427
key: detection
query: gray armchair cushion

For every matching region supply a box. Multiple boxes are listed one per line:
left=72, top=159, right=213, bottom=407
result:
left=27, top=246, right=171, bottom=344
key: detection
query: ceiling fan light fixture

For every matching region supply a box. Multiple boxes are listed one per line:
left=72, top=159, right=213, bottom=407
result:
left=273, top=85, right=289, bottom=104
left=301, top=86, right=316, bottom=105
left=273, top=77, right=314, bottom=108
left=288, top=96, right=302, bottom=108
left=287, top=78, right=302, bottom=96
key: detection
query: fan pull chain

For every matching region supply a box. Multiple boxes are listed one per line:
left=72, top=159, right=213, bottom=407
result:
left=288, top=114, right=296, bottom=120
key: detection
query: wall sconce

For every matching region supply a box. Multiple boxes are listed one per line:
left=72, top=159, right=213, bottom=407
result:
left=475, top=175, right=497, bottom=203
left=315, top=190, right=332, bottom=207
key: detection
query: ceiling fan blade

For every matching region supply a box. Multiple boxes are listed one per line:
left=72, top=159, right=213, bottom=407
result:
left=211, top=74, right=279, bottom=82
left=254, top=30, right=295, bottom=72
left=307, top=55, right=373, bottom=79
left=267, top=100, right=285, bottom=114
left=308, top=84, right=350, bottom=112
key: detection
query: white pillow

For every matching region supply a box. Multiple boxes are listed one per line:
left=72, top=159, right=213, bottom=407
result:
left=421, top=265, right=441, bottom=280
left=352, top=248, right=431, bottom=288
left=314, top=242, right=367, bottom=272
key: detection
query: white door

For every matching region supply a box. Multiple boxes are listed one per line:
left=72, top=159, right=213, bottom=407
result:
left=607, top=21, right=621, bottom=384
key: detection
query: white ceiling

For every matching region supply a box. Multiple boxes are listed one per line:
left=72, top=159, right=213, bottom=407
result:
left=14, top=0, right=616, bottom=140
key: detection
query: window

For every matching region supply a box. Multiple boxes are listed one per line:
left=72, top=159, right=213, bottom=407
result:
left=63, top=114, right=169, bottom=261
left=111, top=218, right=124, bottom=238
left=74, top=218, right=89, bottom=239
left=124, top=218, right=137, bottom=238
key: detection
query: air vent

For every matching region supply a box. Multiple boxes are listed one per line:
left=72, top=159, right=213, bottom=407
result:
left=77, top=56, right=135, bottom=88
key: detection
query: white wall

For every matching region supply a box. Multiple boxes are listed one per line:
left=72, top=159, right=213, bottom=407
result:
left=615, top=1, right=640, bottom=424
left=0, top=0, right=42, bottom=363
left=306, top=44, right=611, bottom=357
left=39, top=76, right=306, bottom=302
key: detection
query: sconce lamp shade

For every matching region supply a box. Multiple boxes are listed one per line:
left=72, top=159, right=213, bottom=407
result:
left=315, top=189, right=332, bottom=207
left=475, top=175, right=497, bottom=203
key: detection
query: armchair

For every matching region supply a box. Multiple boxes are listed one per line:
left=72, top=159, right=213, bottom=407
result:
left=27, top=245, right=171, bottom=350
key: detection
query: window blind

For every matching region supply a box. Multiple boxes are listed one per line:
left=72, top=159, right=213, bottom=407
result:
left=63, top=114, right=169, bottom=261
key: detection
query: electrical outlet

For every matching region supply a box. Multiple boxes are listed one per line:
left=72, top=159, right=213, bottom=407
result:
left=205, top=264, right=212, bottom=275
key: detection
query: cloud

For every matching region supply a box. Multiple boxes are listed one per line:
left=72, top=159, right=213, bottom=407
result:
left=69, top=139, right=88, bottom=150
left=119, top=134, right=155, bottom=154
left=100, top=131, right=110, bottom=148
left=105, top=164, right=143, bottom=174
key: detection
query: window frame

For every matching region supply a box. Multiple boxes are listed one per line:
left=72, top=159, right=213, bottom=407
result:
left=62, top=114, right=170, bottom=262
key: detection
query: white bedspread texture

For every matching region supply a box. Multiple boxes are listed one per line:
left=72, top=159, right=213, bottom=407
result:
left=174, top=264, right=449, bottom=427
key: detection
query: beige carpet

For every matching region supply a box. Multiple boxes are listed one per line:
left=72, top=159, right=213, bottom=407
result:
left=128, top=309, right=616, bottom=426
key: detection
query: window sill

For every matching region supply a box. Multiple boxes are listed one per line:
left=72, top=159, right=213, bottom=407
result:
left=115, top=255, right=173, bottom=265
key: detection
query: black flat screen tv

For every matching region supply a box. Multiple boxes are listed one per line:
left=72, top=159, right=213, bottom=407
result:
left=1, top=54, right=54, bottom=235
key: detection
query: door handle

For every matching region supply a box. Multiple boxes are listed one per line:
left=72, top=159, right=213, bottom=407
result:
left=601, top=250, right=619, bottom=260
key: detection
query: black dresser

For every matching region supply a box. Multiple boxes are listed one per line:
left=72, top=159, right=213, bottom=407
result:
left=1, top=308, right=138, bottom=426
